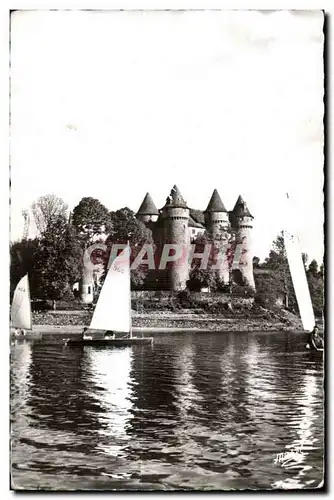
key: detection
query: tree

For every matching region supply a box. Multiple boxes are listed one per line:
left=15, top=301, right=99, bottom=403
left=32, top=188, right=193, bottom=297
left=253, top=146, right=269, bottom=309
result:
left=308, top=259, right=319, bottom=276
left=254, top=271, right=280, bottom=308
left=187, top=230, right=235, bottom=291
left=261, top=232, right=297, bottom=310
left=10, top=238, right=39, bottom=300
left=253, top=256, right=260, bottom=268
left=306, top=259, right=324, bottom=317
left=72, top=197, right=112, bottom=245
left=32, top=215, right=82, bottom=304
left=302, top=253, right=308, bottom=269
left=319, top=262, right=324, bottom=277
left=31, top=194, right=68, bottom=236
left=109, top=207, right=152, bottom=244
left=104, top=207, right=153, bottom=289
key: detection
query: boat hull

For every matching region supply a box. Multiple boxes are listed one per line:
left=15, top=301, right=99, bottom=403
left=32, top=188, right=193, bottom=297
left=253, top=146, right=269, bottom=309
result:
left=65, top=337, right=153, bottom=347
left=10, top=331, right=42, bottom=340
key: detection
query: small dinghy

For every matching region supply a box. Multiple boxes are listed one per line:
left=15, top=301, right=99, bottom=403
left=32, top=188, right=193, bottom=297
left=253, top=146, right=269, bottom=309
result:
left=283, top=194, right=324, bottom=356
left=10, top=274, right=41, bottom=340
left=66, top=244, right=153, bottom=347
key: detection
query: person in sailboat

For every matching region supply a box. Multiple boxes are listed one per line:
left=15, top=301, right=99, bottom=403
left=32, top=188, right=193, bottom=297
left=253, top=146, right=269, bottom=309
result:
left=82, top=327, right=93, bottom=340
left=15, top=328, right=26, bottom=336
left=307, top=325, right=324, bottom=350
left=105, top=331, right=115, bottom=339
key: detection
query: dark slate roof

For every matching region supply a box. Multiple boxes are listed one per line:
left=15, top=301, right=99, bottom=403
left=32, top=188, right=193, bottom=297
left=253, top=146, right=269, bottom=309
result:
left=189, top=209, right=205, bottom=225
left=188, top=215, right=205, bottom=228
left=137, top=192, right=159, bottom=216
left=204, top=189, right=227, bottom=213
left=163, top=185, right=189, bottom=209
left=231, top=195, right=253, bottom=218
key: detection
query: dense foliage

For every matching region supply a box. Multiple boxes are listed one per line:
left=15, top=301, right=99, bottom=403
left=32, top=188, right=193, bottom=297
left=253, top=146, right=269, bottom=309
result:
left=104, top=207, right=154, bottom=289
left=187, top=228, right=239, bottom=293
left=72, top=197, right=111, bottom=245
left=254, top=233, right=324, bottom=317
left=11, top=204, right=82, bottom=305
left=32, top=216, right=82, bottom=303
left=11, top=195, right=324, bottom=317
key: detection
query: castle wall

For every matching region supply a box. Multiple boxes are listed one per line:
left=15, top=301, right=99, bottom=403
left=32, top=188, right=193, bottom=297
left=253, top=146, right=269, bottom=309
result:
left=205, top=211, right=229, bottom=237
left=165, top=206, right=190, bottom=291
left=80, top=268, right=94, bottom=304
left=205, top=211, right=230, bottom=284
left=189, top=226, right=205, bottom=242
left=234, top=215, right=255, bottom=289
left=137, top=214, right=159, bottom=223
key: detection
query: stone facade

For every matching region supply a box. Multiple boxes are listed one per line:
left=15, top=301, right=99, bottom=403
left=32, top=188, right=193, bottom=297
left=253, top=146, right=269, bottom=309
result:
left=80, top=186, right=256, bottom=303
left=137, top=186, right=255, bottom=292
left=229, top=195, right=255, bottom=289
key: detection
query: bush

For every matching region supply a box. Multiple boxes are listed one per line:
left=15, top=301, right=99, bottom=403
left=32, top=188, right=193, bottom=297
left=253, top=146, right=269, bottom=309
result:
left=231, top=283, right=256, bottom=298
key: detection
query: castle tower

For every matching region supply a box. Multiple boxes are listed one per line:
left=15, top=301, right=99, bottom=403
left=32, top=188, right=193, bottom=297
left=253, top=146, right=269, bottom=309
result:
left=204, top=189, right=230, bottom=284
left=160, top=185, right=190, bottom=291
left=204, top=189, right=229, bottom=238
left=230, top=195, right=255, bottom=289
left=136, top=192, right=159, bottom=223
left=80, top=267, right=94, bottom=304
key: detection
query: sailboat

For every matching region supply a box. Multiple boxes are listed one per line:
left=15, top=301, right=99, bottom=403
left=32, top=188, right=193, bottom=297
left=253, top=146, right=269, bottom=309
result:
left=10, top=274, right=39, bottom=339
left=283, top=194, right=323, bottom=354
left=66, top=244, right=153, bottom=347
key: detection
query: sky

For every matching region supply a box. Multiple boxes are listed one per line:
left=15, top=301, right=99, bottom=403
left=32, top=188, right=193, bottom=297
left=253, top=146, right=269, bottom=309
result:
left=10, top=9, right=324, bottom=263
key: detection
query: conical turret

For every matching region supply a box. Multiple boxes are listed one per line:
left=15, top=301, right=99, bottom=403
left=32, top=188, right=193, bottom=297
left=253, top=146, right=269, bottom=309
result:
left=230, top=195, right=255, bottom=289
left=204, top=189, right=227, bottom=214
left=136, top=192, right=159, bottom=223
left=231, top=195, right=253, bottom=218
left=165, top=185, right=189, bottom=209
left=158, top=185, right=190, bottom=290
left=204, top=188, right=229, bottom=236
left=204, top=189, right=230, bottom=284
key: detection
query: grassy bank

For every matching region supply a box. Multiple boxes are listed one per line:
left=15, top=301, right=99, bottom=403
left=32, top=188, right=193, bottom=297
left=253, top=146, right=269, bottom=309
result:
left=32, top=306, right=303, bottom=332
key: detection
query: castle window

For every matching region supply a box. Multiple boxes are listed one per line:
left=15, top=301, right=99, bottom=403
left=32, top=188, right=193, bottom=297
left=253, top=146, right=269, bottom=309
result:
left=88, top=286, right=91, bottom=294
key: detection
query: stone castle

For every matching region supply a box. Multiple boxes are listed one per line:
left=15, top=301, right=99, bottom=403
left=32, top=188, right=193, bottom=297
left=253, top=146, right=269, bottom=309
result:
left=81, top=185, right=255, bottom=303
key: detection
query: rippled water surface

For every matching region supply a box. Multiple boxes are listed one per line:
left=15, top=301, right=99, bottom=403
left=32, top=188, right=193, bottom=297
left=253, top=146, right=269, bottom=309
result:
left=11, top=331, right=324, bottom=490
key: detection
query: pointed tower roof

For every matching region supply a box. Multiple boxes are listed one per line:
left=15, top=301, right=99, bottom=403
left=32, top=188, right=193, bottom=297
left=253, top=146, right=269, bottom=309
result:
left=136, top=192, right=159, bottom=216
left=231, top=195, right=253, bottom=218
left=204, top=189, right=227, bottom=213
left=164, top=185, right=189, bottom=209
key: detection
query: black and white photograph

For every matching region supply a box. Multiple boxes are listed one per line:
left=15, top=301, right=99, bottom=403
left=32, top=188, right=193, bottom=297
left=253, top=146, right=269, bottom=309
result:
left=9, top=8, right=325, bottom=491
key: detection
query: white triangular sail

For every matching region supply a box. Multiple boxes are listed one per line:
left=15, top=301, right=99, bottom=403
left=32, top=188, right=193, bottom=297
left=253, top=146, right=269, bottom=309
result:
left=283, top=195, right=315, bottom=332
left=11, top=274, right=32, bottom=330
left=89, top=245, right=131, bottom=333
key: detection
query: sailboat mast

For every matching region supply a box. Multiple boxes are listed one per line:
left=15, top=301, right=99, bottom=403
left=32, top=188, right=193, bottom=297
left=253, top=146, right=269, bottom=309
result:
left=128, top=241, right=132, bottom=339
left=26, top=273, right=32, bottom=331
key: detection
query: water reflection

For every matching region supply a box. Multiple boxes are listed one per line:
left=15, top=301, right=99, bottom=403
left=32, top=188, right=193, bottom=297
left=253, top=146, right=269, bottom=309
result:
left=272, top=371, right=324, bottom=489
left=84, top=347, right=133, bottom=457
left=27, top=345, right=103, bottom=437
left=10, top=333, right=324, bottom=490
left=11, top=341, right=32, bottom=434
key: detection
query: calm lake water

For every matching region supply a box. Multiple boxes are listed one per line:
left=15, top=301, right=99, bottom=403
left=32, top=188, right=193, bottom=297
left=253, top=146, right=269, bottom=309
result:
left=10, top=331, right=324, bottom=491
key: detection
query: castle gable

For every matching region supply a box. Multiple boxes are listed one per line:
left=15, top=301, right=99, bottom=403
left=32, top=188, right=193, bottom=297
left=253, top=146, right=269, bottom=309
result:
left=188, top=214, right=205, bottom=228
left=189, top=209, right=205, bottom=226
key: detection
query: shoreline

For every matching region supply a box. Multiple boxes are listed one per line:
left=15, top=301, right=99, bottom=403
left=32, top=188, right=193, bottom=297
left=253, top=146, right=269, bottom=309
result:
left=23, top=309, right=307, bottom=338
left=31, top=322, right=303, bottom=336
